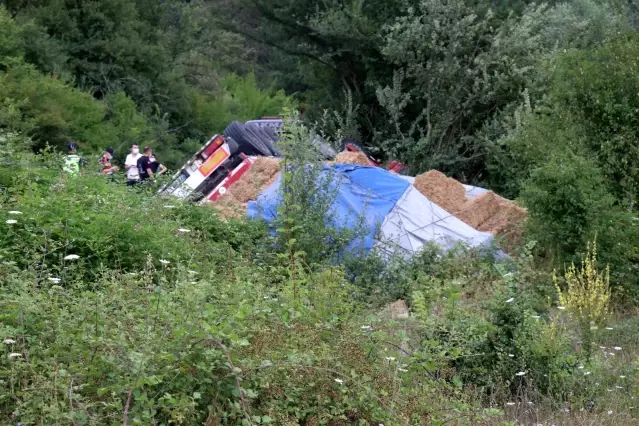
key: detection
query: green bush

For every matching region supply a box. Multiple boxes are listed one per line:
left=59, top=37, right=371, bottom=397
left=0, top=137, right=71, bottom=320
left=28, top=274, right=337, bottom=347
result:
left=0, top=153, right=262, bottom=280
left=0, top=7, right=23, bottom=60
left=548, top=35, right=639, bottom=207
left=0, top=58, right=162, bottom=156
left=519, top=150, right=639, bottom=299
left=521, top=152, right=615, bottom=262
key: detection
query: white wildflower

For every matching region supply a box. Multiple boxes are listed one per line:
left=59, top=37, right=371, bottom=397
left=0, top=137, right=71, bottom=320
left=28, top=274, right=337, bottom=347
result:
left=506, top=402, right=516, bottom=406
left=616, top=386, right=623, bottom=389
left=508, top=354, right=514, bottom=358
left=620, top=375, right=626, bottom=379
left=47, top=277, right=61, bottom=284
left=577, top=365, right=584, bottom=369
left=515, top=371, right=526, bottom=377
left=177, top=228, right=191, bottom=233
left=188, top=270, right=198, bottom=275
left=334, top=378, right=343, bottom=384
left=384, top=356, right=396, bottom=362
left=361, top=325, right=372, bottom=330
left=605, top=327, right=614, bottom=330
left=505, top=297, right=514, bottom=303
left=398, top=368, right=408, bottom=372
left=159, top=259, right=170, bottom=265
left=8, top=353, right=22, bottom=359
left=64, top=254, right=80, bottom=261
left=584, top=371, right=591, bottom=376
left=557, top=306, right=566, bottom=310
left=7, top=211, right=22, bottom=215
left=3, top=339, right=16, bottom=344
left=6, top=219, right=17, bottom=224
left=608, top=410, right=613, bottom=415
left=613, top=346, right=622, bottom=351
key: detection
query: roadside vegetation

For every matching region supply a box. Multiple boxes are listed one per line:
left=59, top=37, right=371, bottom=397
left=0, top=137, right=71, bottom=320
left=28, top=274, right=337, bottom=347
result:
left=1, top=126, right=637, bottom=425
left=1, top=0, right=639, bottom=424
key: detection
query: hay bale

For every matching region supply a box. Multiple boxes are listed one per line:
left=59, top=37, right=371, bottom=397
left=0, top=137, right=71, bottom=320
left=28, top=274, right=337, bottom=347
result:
left=455, top=191, right=505, bottom=229
left=477, top=202, right=527, bottom=235
left=334, top=151, right=370, bottom=166
left=210, top=192, right=246, bottom=220
left=413, top=170, right=467, bottom=213
left=229, top=157, right=281, bottom=203
left=478, top=202, right=527, bottom=252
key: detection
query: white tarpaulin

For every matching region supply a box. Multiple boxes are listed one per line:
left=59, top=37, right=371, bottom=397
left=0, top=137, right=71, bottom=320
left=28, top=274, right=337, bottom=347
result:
left=375, top=185, right=495, bottom=257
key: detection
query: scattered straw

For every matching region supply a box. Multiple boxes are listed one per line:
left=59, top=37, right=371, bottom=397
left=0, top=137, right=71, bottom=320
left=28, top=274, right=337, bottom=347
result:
left=210, top=192, right=246, bottom=220
left=334, top=151, right=370, bottom=166
left=229, top=157, right=281, bottom=203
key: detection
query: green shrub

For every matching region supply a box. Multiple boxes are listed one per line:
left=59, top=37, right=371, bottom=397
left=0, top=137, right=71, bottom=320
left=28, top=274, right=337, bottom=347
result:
left=0, top=169, right=263, bottom=281
left=549, top=34, right=639, bottom=207
left=521, top=152, right=615, bottom=262
left=0, top=7, right=23, bottom=61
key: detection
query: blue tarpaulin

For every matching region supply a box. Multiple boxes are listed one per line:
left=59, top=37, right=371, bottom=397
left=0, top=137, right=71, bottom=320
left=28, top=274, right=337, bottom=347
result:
left=247, top=164, right=496, bottom=256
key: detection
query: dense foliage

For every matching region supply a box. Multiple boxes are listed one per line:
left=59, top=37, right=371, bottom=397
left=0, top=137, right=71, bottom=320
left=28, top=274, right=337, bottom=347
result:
left=2, top=0, right=639, bottom=424
left=1, top=130, right=638, bottom=425
left=0, top=5, right=291, bottom=167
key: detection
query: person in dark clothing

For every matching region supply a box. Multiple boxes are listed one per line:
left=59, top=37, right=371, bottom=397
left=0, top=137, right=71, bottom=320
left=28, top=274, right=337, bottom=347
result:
left=149, top=154, right=167, bottom=176
left=137, top=146, right=154, bottom=181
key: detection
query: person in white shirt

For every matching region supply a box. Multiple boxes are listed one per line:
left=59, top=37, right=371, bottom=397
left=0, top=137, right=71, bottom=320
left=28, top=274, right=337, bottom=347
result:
left=125, top=144, right=141, bottom=186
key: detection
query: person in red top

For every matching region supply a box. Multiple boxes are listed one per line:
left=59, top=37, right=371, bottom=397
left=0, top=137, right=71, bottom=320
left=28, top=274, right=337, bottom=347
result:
left=99, top=147, right=119, bottom=175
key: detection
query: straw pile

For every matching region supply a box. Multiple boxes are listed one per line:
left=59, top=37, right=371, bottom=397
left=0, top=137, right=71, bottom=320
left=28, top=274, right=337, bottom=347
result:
left=455, top=191, right=505, bottom=229
left=413, top=170, right=467, bottom=213
left=413, top=170, right=527, bottom=249
left=334, top=151, right=370, bottom=166
left=229, top=157, right=281, bottom=203
left=210, top=192, right=246, bottom=220
left=210, top=157, right=281, bottom=220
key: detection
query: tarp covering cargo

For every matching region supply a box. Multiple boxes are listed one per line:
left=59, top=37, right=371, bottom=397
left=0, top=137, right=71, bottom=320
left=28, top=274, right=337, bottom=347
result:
left=247, top=164, right=496, bottom=257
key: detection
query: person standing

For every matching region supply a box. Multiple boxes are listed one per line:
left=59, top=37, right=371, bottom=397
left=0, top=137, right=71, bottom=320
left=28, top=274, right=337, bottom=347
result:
left=125, top=144, right=141, bottom=186
left=99, top=147, right=119, bottom=176
left=137, top=146, right=155, bottom=182
left=63, top=142, right=85, bottom=176
left=149, top=153, right=167, bottom=176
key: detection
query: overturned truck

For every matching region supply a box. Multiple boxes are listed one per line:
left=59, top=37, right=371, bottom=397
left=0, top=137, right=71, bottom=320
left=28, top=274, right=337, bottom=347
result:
left=161, top=117, right=401, bottom=204
left=162, top=118, right=524, bottom=256
left=161, top=118, right=284, bottom=203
